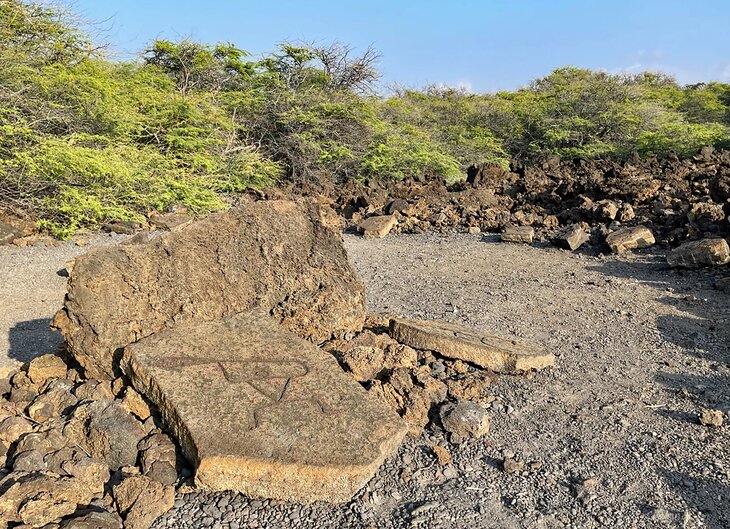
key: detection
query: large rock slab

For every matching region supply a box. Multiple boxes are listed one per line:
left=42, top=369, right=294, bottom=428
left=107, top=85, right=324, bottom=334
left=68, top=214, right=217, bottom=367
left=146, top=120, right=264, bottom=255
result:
left=120, top=310, right=407, bottom=503
left=667, top=238, right=730, bottom=268
left=389, top=317, right=554, bottom=373
left=53, top=200, right=366, bottom=379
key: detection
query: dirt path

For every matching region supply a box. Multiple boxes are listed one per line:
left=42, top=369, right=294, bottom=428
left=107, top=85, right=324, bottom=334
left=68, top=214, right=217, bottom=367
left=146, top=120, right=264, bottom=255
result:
left=1, top=232, right=728, bottom=528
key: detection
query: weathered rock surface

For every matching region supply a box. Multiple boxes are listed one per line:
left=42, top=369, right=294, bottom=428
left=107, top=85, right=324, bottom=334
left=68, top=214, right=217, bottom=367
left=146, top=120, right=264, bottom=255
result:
left=53, top=199, right=366, bottom=379
left=666, top=238, right=730, bottom=268
left=500, top=225, right=534, bottom=244
left=554, top=224, right=589, bottom=251
left=113, top=473, right=174, bottom=529
left=0, top=221, right=22, bottom=245
left=605, top=226, right=655, bottom=253
left=63, top=399, right=146, bottom=470
left=389, top=317, right=554, bottom=373
left=121, top=310, right=407, bottom=503
left=439, top=400, right=490, bottom=442
left=358, top=214, right=397, bottom=238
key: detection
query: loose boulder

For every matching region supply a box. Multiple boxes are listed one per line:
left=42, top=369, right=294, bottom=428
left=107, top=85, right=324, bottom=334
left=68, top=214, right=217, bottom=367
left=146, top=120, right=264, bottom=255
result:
left=667, top=239, right=730, bottom=268
left=500, top=226, right=534, bottom=244
left=121, top=310, right=407, bottom=503
left=358, top=214, right=397, bottom=238
left=554, top=224, right=589, bottom=251
left=605, top=226, right=655, bottom=253
left=53, top=199, right=366, bottom=379
left=389, top=317, right=554, bottom=373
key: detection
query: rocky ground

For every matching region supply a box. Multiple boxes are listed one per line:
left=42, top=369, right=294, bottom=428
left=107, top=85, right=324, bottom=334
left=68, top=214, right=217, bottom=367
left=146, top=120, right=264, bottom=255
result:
left=1, top=233, right=728, bottom=528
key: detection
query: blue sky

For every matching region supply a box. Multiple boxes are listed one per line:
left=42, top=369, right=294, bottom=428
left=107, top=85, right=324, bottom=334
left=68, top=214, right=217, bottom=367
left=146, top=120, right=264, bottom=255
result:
left=72, top=0, right=730, bottom=93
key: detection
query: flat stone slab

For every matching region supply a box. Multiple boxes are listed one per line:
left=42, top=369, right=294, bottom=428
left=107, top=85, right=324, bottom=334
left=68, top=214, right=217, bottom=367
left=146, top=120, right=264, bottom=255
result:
left=389, top=317, right=554, bottom=373
left=121, top=310, right=407, bottom=503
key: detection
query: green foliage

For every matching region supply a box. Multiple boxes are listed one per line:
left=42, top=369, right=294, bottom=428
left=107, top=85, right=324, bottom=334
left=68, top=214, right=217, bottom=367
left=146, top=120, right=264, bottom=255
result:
left=2, top=1, right=730, bottom=237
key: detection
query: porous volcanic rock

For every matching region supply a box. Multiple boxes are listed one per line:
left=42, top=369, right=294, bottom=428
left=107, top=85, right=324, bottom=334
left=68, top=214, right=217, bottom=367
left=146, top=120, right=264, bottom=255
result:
left=500, top=226, right=534, bottom=244
left=389, top=317, right=554, bottom=373
left=53, top=199, right=366, bottom=379
left=120, top=310, right=407, bottom=503
left=358, top=214, right=397, bottom=238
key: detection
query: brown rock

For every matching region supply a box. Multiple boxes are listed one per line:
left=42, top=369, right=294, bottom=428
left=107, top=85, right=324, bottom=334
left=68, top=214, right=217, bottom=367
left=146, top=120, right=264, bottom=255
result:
left=112, top=474, right=174, bottom=529
left=500, top=226, right=534, bottom=244
left=341, top=346, right=385, bottom=382
left=0, top=470, right=104, bottom=527
left=120, top=310, right=407, bottom=503
left=121, top=388, right=152, bottom=421
left=73, top=380, right=114, bottom=401
left=27, top=380, right=78, bottom=423
left=439, top=400, right=489, bottom=441
left=0, top=222, right=22, bottom=245
left=63, top=399, right=145, bottom=470
left=54, top=199, right=366, bottom=380
left=359, top=214, right=397, bottom=238
left=389, top=317, right=554, bottom=373
left=699, top=409, right=724, bottom=427
left=148, top=212, right=192, bottom=231
left=446, top=371, right=497, bottom=403
left=502, top=457, right=524, bottom=474
left=26, top=355, right=68, bottom=387
left=554, top=224, right=589, bottom=251
left=431, top=445, right=452, bottom=466
left=59, top=510, right=123, bottom=529
left=605, top=226, right=655, bottom=253
left=0, top=415, right=33, bottom=444
left=138, top=433, right=178, bottom=485
left=667, top=239, right=730, bottom=268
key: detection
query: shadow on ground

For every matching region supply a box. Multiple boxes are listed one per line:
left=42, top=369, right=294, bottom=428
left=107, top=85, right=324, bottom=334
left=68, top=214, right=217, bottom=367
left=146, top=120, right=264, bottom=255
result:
left=7, top=318, right=63, bottom=364
left=589, top=254, right=729, bottom=529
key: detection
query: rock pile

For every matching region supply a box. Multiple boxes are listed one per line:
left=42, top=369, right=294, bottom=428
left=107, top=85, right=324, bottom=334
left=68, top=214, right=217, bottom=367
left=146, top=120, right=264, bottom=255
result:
left=331, top=147, right=730, bottom=252
left=326, top=315, right=554, bottom=437
left=0, top=353, right=176, bottom=529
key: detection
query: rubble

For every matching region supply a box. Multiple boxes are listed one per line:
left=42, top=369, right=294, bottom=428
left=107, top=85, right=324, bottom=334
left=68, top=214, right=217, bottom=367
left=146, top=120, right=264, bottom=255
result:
left=554, top=224, right=589, bottom=251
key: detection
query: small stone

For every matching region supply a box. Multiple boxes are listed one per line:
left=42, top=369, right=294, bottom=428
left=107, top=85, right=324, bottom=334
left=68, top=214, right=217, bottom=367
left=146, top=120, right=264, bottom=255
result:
left=699, top=409, right=724, bottom=427
left=554, top=224, right=589, bottom=251
left=122, top=387, right=152, bottom=421
left=59, top=510, right=123, bottom=529
left=359, top=215, right=398, bottom=239
left=431, top=445, right=452, bottom=466
left=0, top=415, right=33, bottom=444
left=439, top=400, right=489, bottom=441
left=384, top=199, right=411, bottom=216
left=26, top=354, right=69, bottom=387
left=667, top=239, right=730, bottom=268
left=74, top=380, right=114, bottom=401
left=467, top=226, right=481, bottom=235
left=341, top=346, right=385, bottom=382
left=500, top=226, right=534, bottom=244
left=139, top=432, right=178, bottom=485
left=502, top=457, right=524, bottom=474
left=605, top=226, right=655, bottom=253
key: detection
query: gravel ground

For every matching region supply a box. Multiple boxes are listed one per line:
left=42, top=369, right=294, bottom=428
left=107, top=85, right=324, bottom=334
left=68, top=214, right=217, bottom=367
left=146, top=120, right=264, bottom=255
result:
left=2, top=232, right=728, bottom=528
left=0, top=233, right=128, bottom=376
